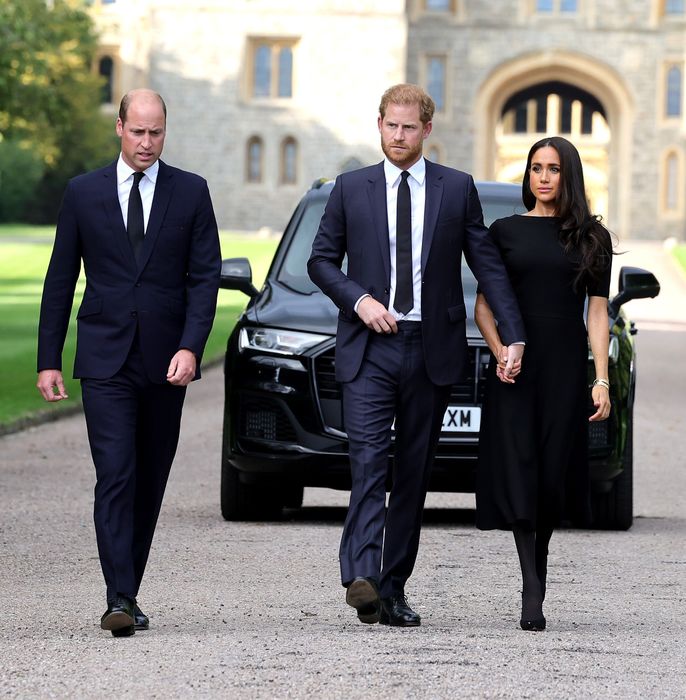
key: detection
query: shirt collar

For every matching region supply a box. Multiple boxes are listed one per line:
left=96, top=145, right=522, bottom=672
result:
left=383, top=156, right=426, bottom=187
left=116, top=154, right=160, bottom=185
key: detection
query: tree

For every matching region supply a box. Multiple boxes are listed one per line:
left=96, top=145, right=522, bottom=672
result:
left=0, top=0, right=119, bottom=222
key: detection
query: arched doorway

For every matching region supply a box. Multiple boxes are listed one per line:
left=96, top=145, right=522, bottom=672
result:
left=474, top=52, right=633, bottom=235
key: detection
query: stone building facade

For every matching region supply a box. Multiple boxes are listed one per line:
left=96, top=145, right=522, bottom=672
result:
left=91, top=0, right=686, bottom=240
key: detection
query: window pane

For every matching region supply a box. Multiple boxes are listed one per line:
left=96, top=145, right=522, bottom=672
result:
left=514, top=103, right=528, bottom=133
left=282, top=139, right=297, bottom=183
left=535, top=96, right=547, bottom=132
left=536, top=0, right=553, bottom=11
left=666, top=0, right=685, bottom=14
left=253, top=45, right=271, bottom=97
left=667, top=66, right=682, bottom=117
left=98, top=56, right=113, bottom=104
left=278, top=47, right=293, bottom=98
left=582, top=104, right=594, bottom=134
left=426, top=0, right=451, bottom=10
left=427, top=57, right=446, bottom=112
left=560, top=0, right=577, bottom=11
left=560, top=97, right=572, bottom=133
left=248, top=139, right=262, bottom=182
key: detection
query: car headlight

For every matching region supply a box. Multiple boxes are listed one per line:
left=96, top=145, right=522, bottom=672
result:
left=238, top=327, right=330, bottom=355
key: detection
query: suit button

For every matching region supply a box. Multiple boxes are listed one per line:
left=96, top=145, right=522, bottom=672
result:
left=131, top=311, right=137, bottom=318
left=135, top=283, right=141, bottom=287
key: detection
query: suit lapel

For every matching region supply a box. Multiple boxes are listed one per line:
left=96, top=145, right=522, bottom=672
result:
left=367, top=162, right=391, bottom=283
left=101, top=161, right=138, bottom=268
left=137, top=160, right=175, bottom=272
left=421, top=161, right=444, bottom=273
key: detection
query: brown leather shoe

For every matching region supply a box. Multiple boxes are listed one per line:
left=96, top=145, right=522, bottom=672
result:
left=345, top=577, right=380, bottom=624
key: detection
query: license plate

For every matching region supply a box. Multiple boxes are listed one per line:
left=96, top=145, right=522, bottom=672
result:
left=442, top=405, right=481, bottom=432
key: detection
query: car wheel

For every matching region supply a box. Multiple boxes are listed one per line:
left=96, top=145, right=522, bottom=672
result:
left=592, top=418, right=633, bottom=531
left=220, top=458, right=282, bottom=521
left=282, top=485, right=304, bottom=510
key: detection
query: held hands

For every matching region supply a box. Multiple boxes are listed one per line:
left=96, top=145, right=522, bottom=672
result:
left=36, top=369, right=69, bottom=402
left=495, top=344, right=524, bottom=384
left=167, top=349, right=197, bottom=386
left=357, top=296, right=398, bottom=334
left=589, top=383, right=611, bottom=422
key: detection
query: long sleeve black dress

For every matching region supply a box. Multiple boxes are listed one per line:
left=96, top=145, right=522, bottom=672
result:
left=476, top=215, right=611, bottom=530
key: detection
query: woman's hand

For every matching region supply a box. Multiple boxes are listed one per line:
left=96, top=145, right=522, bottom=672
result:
left=495, top=346, right=522, bottom=384
left=589, top=384, right=611, bottom=421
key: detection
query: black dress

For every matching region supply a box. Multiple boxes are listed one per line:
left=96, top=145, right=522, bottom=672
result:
left=475, top=215, right=611, bottom=530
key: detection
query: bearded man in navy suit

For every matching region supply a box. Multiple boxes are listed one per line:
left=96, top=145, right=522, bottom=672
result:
left=36, top=89, right=221, bottom=637
left=308, top=84, right=526, bottom=626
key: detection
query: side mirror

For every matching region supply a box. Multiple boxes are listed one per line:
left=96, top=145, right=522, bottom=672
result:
left=220, top=257, right=259, bottom=298
left=609, top=266, right=660, bottom=316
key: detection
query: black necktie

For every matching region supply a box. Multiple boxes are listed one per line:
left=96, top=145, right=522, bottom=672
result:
left=127, top=171, right=145, bottom=260
left=394, top=170, right=413, bottom=315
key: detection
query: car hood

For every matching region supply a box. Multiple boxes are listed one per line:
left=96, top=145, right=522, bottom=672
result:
left=251, top=281, right=482, bottom=339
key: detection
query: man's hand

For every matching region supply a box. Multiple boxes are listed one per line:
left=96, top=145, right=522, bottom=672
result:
left=36, top=369, right=69, bottom=402
left=167, top=349, right=197, bottom=386
left=357, top=296, right=398, bottom=334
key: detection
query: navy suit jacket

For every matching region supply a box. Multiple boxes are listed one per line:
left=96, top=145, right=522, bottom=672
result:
left=307, top=160, right=525, bottom=386
left=37, top=160, right=221, bottom=383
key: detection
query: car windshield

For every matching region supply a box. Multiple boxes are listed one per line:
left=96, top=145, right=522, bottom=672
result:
left=276, top=190, right=524, bottom=294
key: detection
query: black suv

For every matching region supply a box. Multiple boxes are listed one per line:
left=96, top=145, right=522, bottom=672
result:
left=219, top=180, right=659, bottom=529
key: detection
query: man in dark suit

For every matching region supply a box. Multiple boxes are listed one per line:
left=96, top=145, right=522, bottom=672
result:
left=308, top=84, right=526, bottom=627
left=36, top=89, right=221, bottom=637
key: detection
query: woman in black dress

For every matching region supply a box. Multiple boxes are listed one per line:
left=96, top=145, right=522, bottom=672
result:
left=475, top=136, right=613, bottom=631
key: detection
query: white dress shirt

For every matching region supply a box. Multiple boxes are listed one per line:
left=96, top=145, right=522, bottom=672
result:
left=116, top=155, right=158, bottom=233
left=354, top=157, right=426, bottom=321
left=384, top=157, right=425, bottom=321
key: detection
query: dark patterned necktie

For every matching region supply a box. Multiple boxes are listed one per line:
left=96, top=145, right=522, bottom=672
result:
left=127, top=171, right=145, bottom=260
left=393, top=170, right=413, bottom=314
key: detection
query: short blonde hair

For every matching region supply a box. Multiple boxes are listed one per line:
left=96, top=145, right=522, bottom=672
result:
left=379, top=84, right=435, bottom=124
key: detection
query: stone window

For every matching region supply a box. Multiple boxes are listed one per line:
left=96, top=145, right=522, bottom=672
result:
left=98, top=56, right=114, bottom=105
left=280, top=137, right=298, bottom=185
left=662, top=150, right=683, bottom=214
left=424, top=0, right=453, bottom=10
left=666, top=64, right=683, bottom=117
left=425, top=144, right=443, bottom=164
left=664, top=0, right=685, bottom=14
left=246, top=136, right=264, bottom=183
left=534, top=0, right=578, bottom=12
left=248, top=39, right=297, bottom=99
left=425, top=55, right=447, bottom=113
left=501, top=82, right=606, bottom=136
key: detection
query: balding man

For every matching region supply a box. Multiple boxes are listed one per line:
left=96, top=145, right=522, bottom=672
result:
left=37, top=89, right=221, bottom=637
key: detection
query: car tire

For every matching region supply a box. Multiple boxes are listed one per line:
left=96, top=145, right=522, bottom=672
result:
left=220, top=458, right=282, bottom=521
left=282, top=485, right=304, bottom=510
left=591, top=418, right=633, bottom=531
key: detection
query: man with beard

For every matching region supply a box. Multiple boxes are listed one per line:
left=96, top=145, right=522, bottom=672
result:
left=308, top=83, right=525, bottom=627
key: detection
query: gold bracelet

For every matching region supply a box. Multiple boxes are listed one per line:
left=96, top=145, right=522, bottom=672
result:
left=592, top=378, right=610, bottom=390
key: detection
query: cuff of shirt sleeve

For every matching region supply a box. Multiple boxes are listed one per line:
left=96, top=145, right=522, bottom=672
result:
left=353, top=293, right=371, bottom=314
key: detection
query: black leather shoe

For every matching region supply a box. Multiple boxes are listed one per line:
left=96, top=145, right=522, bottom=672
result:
left=345, top=577, right=380, bottom=624
left=379, top=594, right=421, bottom=627
left=100, top=596, right=135, bottom=637
left=134, top=604, right=149, bottom=630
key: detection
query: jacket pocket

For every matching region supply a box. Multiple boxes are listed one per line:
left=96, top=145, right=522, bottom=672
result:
left=76, top=297, right=103, bottom=319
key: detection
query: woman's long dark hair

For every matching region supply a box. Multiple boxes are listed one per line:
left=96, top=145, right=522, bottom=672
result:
left=522, top=136, right=613, bottom=287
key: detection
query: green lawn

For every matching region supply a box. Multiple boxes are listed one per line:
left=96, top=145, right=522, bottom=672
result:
left=672, top=244, right=686, bottom=275
left=0, top=224, right=279, bottom=429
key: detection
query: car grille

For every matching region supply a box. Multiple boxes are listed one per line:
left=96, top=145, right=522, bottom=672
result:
left=239, top=397, right=298, bottom=442
left=313, top=345, right=489, bottom=434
